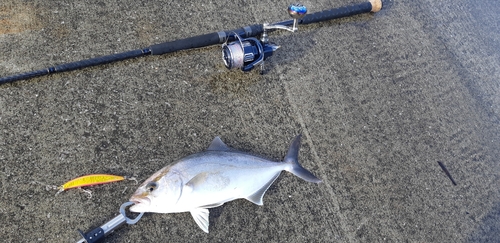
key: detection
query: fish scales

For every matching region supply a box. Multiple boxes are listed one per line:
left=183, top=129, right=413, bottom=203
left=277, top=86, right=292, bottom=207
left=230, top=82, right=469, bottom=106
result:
left=175, top=152, right=287, bottom=200
left=130, top=135, right=321, bottom=233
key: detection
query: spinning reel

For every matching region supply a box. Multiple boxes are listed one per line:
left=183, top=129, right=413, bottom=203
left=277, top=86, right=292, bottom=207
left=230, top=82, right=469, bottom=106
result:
left=221, top=4, right=307, bottom=73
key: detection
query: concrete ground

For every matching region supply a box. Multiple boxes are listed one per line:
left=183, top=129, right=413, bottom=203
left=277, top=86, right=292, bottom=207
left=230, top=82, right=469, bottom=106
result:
left=1, top=0, right=499, bottom=242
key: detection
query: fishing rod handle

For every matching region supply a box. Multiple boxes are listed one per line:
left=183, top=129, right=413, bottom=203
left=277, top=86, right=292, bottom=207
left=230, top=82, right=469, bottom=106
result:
left=150, top=24, right=264, bottom=55
left=300, top=0, right=382, bottom=25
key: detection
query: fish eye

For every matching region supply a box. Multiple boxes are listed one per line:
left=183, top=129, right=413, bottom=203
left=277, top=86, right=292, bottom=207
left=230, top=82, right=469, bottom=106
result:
left=146, top=182, right=158, bottom=192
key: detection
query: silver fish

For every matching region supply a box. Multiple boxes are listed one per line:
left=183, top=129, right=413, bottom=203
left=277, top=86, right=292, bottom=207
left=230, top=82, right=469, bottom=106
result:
left=129, top=135, right=321, bottom=233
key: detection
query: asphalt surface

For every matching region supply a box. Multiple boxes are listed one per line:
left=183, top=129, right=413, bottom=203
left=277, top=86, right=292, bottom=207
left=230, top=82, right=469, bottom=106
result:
left=1, top=0, right=499, bottom=242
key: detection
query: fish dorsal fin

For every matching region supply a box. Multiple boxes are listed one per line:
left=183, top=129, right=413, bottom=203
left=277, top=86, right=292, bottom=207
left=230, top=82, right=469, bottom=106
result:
left=190, top=208, right=210, bottom=233
left=207, top=137, right=231, bottom=151
left=245, top=172, right=281, bottom=206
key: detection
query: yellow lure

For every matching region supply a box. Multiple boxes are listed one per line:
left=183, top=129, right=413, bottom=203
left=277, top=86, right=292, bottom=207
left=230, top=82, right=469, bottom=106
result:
left=57, top=174, right=125, bottom=193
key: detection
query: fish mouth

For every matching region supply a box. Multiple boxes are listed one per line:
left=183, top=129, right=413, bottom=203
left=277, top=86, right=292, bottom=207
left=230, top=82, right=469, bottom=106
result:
left=130, top=196, right=151, bottom=205
left=129, top=196, right=151, bottom=213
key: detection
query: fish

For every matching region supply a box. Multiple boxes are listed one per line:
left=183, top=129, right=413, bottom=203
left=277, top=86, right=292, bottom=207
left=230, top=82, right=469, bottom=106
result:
left=129, top=134, right=321, bottom=233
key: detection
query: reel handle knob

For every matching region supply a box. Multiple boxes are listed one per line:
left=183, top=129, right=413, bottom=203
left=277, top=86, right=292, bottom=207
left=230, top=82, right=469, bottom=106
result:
left=288, top=3, right=307, bottom=19
left=287, top=3, right=307, bottom=31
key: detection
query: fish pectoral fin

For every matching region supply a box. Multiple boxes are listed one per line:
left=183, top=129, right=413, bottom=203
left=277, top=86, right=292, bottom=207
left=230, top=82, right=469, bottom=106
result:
left=184, top=172, right=209, bottom=193
left=207, top=137, right=231, bottom=151
left=245, top=172, right=281, bottom=206
left=190, top=208, right=210, bottom=233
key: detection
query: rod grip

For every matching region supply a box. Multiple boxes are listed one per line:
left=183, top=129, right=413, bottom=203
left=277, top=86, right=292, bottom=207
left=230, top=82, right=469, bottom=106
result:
left=300, top=0, right=381, bottom=25
left=150, top=24, right=264, bottom=55
left=150, top=32, right=221, bottom=55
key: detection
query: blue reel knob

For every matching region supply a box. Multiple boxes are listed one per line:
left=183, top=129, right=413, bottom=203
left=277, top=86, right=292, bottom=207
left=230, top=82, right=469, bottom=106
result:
left=288, top=3, right=307, bottom=19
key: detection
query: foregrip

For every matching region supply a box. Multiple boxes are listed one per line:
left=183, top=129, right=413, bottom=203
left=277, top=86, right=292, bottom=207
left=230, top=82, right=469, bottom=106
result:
left=150, top=24, right=264, bottom=55
left=300, top=2, right=373, bottom=25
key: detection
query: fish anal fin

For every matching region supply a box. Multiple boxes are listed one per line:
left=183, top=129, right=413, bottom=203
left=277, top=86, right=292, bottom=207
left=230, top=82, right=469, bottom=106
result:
left=190, top=208, right=210, bottom=233
left=245, top=172, right=281, bottom=206
left=207, top=137, right=231, bottom=151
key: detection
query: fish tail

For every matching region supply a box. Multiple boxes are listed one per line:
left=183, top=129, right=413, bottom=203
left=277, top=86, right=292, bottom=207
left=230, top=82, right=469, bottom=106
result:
left=284, top=135, right=322, bottom=183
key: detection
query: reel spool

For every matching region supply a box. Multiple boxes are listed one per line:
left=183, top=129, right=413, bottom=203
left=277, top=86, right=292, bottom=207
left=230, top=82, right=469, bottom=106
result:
left=221, top=3, right=307, bottom=73
left=221, top=35, right=278, bottom=72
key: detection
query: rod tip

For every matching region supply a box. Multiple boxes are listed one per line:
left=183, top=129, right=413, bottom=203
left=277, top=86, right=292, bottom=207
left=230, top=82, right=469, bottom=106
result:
left=369, top=0, right=383, bottom=12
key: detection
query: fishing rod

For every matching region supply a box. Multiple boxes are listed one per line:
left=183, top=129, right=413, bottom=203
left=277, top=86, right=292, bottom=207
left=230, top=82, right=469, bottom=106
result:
left=0, top=1, right=382, bottom=86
